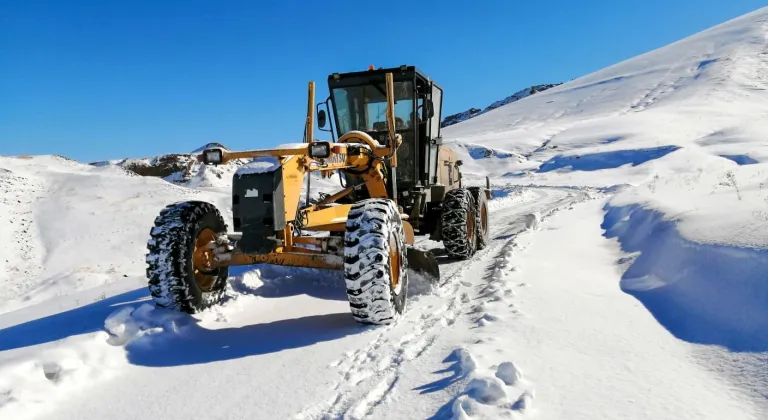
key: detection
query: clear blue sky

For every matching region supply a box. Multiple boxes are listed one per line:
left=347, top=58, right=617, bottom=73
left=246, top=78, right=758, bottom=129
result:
left=1, top=0, right=765, bottom=162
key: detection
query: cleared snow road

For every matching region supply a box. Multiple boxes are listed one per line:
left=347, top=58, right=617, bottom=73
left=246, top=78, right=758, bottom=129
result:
left=27, top=186, right=582, bottom=420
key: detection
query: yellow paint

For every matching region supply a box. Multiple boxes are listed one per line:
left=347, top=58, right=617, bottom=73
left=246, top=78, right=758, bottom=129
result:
left=306, top=81, right=315, bottom=144
left=221, top=250, right=342, bottom=270
left=385, top=72, right=398, bottom=167
left=302, top=204, right=354, bottom=231
left=403, top=220, right=415, bottom=245
left=279, top=155, right=304, bottom=229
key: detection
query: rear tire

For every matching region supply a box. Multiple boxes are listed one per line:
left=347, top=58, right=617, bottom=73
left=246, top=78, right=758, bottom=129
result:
left=468, top=187, right=490, bottom=250
left=146, top=201, right=229, bottom=313
left=440, top=188, right=478, bottom=259
left=344, top=199, right=408, bottom=325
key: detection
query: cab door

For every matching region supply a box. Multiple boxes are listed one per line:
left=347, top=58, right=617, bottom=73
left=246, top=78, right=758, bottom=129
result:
left=426, top=83, right=443, bottom=184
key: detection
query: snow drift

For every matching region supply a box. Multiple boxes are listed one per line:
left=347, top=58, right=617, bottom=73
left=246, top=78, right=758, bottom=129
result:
left=602, top=203, right=768, bottom=352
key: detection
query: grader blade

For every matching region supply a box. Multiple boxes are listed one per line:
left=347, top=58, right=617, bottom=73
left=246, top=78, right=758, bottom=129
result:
left=406, top=245, right=440, bottom=283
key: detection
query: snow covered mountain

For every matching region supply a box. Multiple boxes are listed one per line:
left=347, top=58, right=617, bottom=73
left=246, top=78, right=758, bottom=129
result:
left=441, top=84, right=561, bottom=127
left=2, top=6, right=768, bottom=420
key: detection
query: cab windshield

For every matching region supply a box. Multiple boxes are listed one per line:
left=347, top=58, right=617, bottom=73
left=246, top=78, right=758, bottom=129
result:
left=331, top=81, right=415, bottom=135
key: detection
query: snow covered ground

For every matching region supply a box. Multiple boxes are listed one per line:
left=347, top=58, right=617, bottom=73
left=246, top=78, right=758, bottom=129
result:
left=3, top=5, right=768, bottom=420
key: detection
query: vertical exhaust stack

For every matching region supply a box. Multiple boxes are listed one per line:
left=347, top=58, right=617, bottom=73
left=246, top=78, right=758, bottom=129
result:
left=385, top=73, right=396, bottom=150
left=305, top=81, right=315, bottom=144
left=304, top=81, right=316, bottom=207
left=384, top=72, right=401, bottom=168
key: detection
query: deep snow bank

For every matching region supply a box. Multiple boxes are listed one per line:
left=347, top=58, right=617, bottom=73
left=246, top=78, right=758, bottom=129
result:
left=601, top=202, right=768, bottom=352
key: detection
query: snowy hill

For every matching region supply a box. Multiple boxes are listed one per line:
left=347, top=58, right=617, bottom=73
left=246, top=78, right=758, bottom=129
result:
left=2, top=6, right=768, bottom=420
left=441, top=84, right=561, bottom=127
left=0, top=155, right=232, bottom=315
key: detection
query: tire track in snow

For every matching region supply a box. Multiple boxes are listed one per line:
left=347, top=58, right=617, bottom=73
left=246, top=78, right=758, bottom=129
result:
left=445, top=237, right=539, bottom=419
left=294, top=187, right=589, bottom=419
left=625, top=74, right=685, bottom=112
left=392, top=189, right=593, bottom=419
left=621, top=50, right=715, bottom=114
left=295, top=290, right=467, bottom=419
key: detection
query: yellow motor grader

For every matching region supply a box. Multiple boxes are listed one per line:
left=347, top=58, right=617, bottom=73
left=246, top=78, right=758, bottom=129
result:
left=145, top=65, right=490, bottom=325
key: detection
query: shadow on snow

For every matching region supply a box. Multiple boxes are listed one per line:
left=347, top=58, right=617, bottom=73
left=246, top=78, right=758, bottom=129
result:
left=538, top=145, right=680, bottom=173
left=418, top=350, right=475, bottom=420
left=0, top=288, right=148, bottom=352
left=0, top=263, right=358, bottom=359
left=125, top=311, right=365, bottom=367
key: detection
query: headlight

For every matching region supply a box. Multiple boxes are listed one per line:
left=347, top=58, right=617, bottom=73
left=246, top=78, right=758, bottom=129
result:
left=308, top=142, right=331, bottom=159
left=202, top=149, right=223, bottom=165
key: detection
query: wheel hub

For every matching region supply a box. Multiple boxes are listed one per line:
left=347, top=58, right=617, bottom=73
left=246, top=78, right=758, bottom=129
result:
left=389, top=231, right=401, bottom=290
left=481, top=203, right=488, bottom=234
left=193, top=228, right=218, bottom=291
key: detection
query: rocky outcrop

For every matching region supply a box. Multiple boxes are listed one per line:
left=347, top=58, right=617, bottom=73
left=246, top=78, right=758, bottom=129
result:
left=91, top=154, right=196, bottom=178
left=89, top=143, right=233, bottom=183
left=442, top=108, right=483, bottom=128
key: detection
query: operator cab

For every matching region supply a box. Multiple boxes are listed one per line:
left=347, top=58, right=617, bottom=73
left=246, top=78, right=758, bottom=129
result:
left=316, top=65, right=444, bottom=197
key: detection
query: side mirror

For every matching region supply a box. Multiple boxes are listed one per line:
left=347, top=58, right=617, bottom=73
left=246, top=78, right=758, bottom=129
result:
left=456, top=159, right=463, bottom=166
left=317, top=109, right=327, bottom=128
left=426, top=100, right=435, bottom=118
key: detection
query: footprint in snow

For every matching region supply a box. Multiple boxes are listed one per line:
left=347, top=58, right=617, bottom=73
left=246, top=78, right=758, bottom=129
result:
left=453, top=348, right=478, bottom=375
left=510, top=390, right=535, bottom=411
left=487, top=295, right=506, bottom=303
left=523, top=212, right=541, bottom=231
left=476, top=313, right=501, bottom=327
left=470, top=302, right=489, bottom=314
left=466, top=377, right=508, bottom=405
left=42, top=362, right=62, bottom=381
left=495, top=361, right=523, bottom=386
left=479, top=285, right=501, bottom=297
left=441, top=315, right=457, bottom=327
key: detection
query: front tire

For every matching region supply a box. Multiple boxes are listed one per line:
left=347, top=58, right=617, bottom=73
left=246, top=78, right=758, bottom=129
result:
left=344, top=199, right=408, bottom=325
left=145, top=201, right=229, bottom=313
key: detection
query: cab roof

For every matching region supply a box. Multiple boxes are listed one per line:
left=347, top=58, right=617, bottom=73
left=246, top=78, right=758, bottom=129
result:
left=328, top=65, right=433, bottom=85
